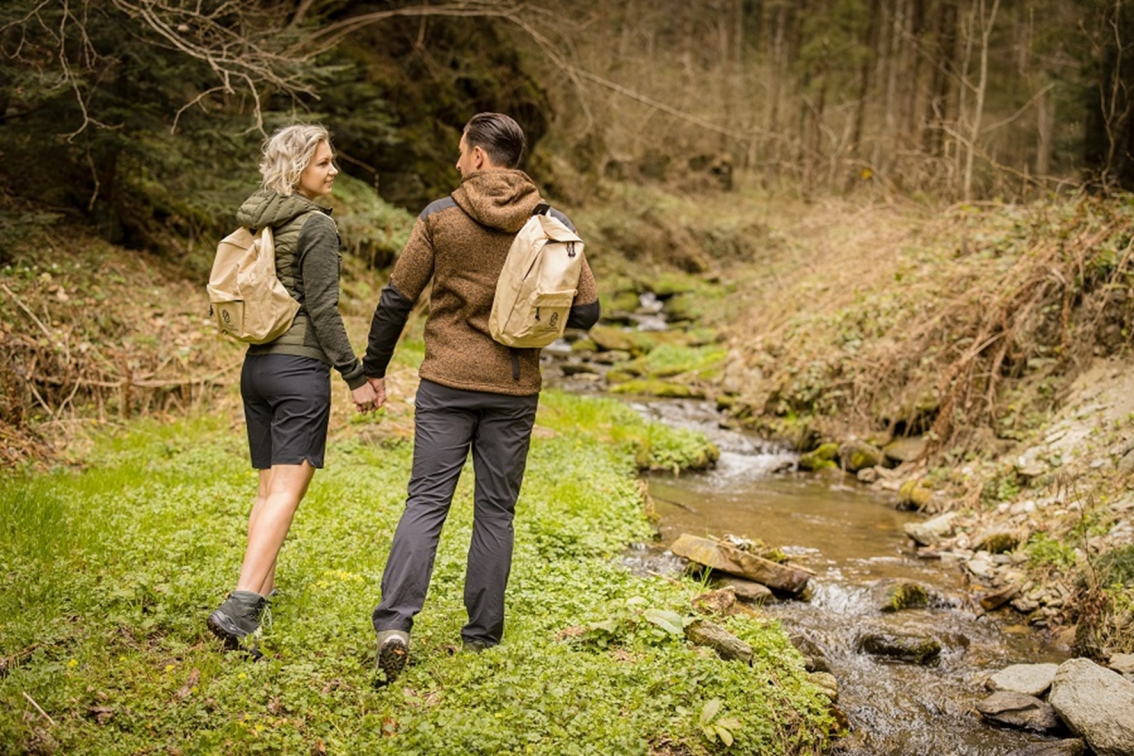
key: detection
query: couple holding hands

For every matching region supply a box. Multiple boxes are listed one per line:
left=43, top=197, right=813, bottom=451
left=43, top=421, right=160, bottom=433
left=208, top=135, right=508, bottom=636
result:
left=206, top=113, right=601, bottom=682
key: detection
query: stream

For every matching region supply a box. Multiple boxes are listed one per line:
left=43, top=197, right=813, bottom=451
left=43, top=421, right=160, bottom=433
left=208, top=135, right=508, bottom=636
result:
left=621, top=397, right=1072, bottom=756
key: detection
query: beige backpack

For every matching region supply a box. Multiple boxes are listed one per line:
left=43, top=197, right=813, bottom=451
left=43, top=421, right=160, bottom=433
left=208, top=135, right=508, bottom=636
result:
left=489, top=205, right=585, bottom=348
left=207, top=225, right=300, bottom=344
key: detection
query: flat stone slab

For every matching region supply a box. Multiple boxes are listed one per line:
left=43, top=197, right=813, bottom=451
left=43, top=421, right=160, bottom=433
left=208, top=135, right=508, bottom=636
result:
left=988, top=663, right=1060, bottom=697
left=670, top=533, right=810, bottom=595
left=976, top=691, right=1061, bottom=732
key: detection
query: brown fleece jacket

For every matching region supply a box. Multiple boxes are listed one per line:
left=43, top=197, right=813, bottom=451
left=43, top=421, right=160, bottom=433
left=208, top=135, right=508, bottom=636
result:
left=363, top=169, right=600, bottom=396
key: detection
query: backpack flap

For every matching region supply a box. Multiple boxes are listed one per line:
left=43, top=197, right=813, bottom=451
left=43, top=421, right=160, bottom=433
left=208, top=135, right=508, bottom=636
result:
left=206, top=226, right=300, bottom=344
left=489, top=211, right=586, bottom=349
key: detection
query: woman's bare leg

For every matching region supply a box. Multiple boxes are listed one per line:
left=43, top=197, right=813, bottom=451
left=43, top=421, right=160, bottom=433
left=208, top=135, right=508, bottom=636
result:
left=236, top=462, right=316, bottom=594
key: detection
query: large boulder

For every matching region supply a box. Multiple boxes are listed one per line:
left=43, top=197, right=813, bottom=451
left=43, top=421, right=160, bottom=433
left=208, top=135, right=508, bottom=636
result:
left=975, top=691, right=1062, bottom=732
left=1049, top=657, right=1134, bottom=756
left=987, top=663, right=1061, bottom=697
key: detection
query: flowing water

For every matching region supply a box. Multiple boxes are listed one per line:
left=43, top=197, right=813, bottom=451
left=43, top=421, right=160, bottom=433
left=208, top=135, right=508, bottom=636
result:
left=622, top=398, right=1071, bottom=756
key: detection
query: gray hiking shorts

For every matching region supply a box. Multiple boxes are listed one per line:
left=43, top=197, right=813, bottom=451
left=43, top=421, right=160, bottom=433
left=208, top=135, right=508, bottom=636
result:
left=240, top=353, right=331, bottom=470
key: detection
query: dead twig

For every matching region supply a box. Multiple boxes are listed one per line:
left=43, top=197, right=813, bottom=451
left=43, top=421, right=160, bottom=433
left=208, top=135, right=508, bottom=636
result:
left=22, top=691, right=57, bottom=727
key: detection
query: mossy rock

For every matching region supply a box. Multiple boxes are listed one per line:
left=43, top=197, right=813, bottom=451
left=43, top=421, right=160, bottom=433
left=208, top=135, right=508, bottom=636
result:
left=857, top=631, right=942, bottom=665
left=607, top=289, right=643, bottom=313
left=605, top=368, right=639, bottom=384
left=799, top=443, right=840, bottom=471
left=871, top=579, right=932, bottom=613
left=650, top=272, right=699, bottom=297
left=588, top=324, right=655, bottom=355
left=571, top=336, right=598, bottom=352
left=898, top=479, right=935, bottom=510
left=838, top=440, right=884, bottom=472
left=664, top=292, right=705, bottom=322
left=977, top=530, right=1019, bottom=554
left=610, top=379, right=705, bottom=399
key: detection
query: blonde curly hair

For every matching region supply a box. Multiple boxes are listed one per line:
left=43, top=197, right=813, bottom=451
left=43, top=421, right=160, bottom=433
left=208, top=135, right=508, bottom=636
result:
left=259, top=124, right=332, bottom=196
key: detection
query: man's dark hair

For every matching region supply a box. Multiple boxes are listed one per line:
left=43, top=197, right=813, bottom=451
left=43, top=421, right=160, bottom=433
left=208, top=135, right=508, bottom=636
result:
left=463, top=112, right=526, bottom=169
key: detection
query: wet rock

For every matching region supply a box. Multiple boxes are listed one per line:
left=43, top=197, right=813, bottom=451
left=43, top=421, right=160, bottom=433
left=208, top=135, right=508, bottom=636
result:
left=838, top=440, right=884, bottom=472
left=809, top=671, right=839, bottom=701
left=980, top=583, right=1021, bottom=611
left=987, top=663, right=1060, bottom=697
left=669, top=534, right=810, bottom=595
left=789, top=634, right=831, bottom=673
left=883, top=436, right=928, bottom=464
left=1006, top=739, right=1087, bottom=756
left=692, top=587, right=736, bottom=615
left=869, top=579, right=932, bottom=612
left=975, top=691, right=1062, bottom=732
left=898, top=478, right=935, bottom=511
left=684, top=619, right=752, bottom=664
left=856, top=631, right=942, bottom=664
left=799, top=443, right=839, bottom=471
left=1049, top=657, right=1134, bottom=756
left=904, top=512, right=958, bottom=546
left=714, top=577, right=773, bottom=605
left=560, top=362, right=599, bottom=376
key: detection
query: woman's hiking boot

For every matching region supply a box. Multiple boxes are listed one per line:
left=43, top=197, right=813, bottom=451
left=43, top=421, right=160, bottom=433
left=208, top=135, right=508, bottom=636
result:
left=375, top=629, right=409, bottom=682
left=207, top=590, right=268, bottom=650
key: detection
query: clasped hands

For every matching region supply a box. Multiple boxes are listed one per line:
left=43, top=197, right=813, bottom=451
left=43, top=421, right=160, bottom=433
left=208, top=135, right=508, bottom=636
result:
left=351, top=376, right=387, bottom=414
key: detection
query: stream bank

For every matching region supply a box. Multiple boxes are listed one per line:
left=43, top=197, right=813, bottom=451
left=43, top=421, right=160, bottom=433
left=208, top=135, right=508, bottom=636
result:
left=623, top=396, right=1075, bottom=756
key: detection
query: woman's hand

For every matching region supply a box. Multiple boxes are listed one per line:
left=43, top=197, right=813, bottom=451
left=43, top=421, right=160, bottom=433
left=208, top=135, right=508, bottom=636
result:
left=352, top=382, right=379, bottom=414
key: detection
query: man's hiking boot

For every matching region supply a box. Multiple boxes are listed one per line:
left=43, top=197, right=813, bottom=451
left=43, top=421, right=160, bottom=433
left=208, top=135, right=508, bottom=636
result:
left=375, top=629, right=410, bottom=682
left=207, top=590, right=268, bottom=650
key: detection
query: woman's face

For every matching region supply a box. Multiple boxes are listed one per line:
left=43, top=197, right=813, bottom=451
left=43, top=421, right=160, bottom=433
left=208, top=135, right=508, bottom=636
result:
left=296, top=140, right=338, bottom=200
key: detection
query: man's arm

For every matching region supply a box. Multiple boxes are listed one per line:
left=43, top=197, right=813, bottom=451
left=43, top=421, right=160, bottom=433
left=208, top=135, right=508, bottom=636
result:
left=361, top=216, right=437, bottom=378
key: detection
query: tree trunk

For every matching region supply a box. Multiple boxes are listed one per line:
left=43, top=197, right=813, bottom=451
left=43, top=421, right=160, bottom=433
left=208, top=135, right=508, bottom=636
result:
left=963, top=0, right=1000, bottom=201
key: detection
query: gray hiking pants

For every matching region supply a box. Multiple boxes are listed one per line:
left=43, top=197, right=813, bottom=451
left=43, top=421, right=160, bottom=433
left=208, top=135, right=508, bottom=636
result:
left=372, top=379, right=539, bottom=646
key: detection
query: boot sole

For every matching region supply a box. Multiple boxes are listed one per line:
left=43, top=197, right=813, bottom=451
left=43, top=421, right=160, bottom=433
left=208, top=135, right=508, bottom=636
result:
left=378, top=638, right=409, bottom=681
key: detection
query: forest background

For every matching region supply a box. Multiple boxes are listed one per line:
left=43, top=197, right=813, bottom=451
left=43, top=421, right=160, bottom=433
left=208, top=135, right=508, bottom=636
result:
left=6, top=1, right=1134, bottom=756
left=3, top=0, right=1134, bottom=735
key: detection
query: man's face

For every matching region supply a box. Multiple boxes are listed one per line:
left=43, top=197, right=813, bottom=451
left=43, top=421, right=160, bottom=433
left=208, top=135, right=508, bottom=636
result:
left=456, top=134, right=479, bottom=177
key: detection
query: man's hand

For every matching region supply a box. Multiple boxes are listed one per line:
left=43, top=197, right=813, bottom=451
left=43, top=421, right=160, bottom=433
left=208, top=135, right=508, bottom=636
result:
left=351, top=382, right=379, bottom=414
left=365, top=375, right=387, bottom=412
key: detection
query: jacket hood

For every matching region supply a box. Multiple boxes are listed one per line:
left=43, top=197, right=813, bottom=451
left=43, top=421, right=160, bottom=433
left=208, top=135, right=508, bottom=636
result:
left=236, top=188, right=329, bottom=230
left=451, top=170, right=542, bottom=233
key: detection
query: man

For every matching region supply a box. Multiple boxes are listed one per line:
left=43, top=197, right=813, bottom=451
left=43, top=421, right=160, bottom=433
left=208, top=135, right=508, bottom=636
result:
left=362, top=113, right=600, bottom=681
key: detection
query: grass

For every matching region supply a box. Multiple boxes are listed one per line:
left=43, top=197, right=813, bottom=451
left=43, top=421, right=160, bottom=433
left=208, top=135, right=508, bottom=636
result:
left=0, top=390, right=831, bottom=755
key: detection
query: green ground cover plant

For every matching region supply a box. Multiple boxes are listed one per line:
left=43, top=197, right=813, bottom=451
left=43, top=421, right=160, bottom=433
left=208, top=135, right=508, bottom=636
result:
left=0, top=390, right=830, bottom=755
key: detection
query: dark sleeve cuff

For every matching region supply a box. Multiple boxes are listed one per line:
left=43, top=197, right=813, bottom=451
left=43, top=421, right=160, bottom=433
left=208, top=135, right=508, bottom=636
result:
left=566, top=298, right=600, bottom=331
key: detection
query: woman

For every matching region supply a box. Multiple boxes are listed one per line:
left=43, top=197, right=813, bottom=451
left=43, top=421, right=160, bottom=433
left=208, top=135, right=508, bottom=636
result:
left=208, top=124, right=377, bottom=650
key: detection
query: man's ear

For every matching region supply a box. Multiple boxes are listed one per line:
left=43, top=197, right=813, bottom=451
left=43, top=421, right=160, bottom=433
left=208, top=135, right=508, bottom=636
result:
left=473, top=145, right=488, bottom=169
